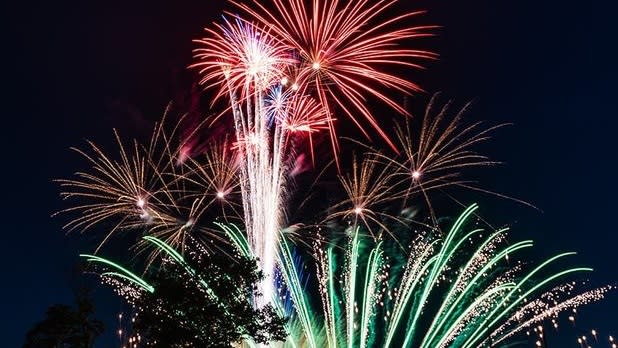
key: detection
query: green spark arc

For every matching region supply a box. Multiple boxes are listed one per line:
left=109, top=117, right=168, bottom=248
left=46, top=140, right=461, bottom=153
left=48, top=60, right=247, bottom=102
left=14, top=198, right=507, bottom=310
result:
left=85, top=205, right=612, bottom=347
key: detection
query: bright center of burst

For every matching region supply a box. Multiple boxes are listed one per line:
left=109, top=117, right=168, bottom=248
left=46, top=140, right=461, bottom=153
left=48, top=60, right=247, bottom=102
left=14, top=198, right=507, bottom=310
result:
left=354, top=207, right=363, bottom=215
left=412, top=170, right=422, bottom=180
left=291, top=83, right=299, bottom=91
left=136, top=198, right=145, bottom=208
left=248, top=134, right=261, bottom=146
left=217, top=191, right=225, bottom=199
left=312, top=62, right=321, bottom=70
left=280, top=77, right=288, bottom=86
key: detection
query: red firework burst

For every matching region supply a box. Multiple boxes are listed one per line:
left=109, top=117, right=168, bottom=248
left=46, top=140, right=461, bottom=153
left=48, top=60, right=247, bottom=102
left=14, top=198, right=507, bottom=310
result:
left=232, top=0, right=437, bottom=161
left=191, top=17, right=295, bottom=103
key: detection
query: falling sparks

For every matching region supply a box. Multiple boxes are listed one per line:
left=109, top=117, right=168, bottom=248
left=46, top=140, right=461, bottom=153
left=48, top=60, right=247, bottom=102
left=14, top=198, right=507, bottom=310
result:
left=276, top=205, right=613, bottom=348
left=56, top=2, right=612, bottom=347
left=190, top=0, right=434, bottom=301
left=86, top=204, right=613, bottom=348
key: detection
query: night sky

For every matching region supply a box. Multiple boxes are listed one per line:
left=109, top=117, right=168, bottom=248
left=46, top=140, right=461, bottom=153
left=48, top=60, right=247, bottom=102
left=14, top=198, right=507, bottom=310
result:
left=3, top=1, right=617, bottom=347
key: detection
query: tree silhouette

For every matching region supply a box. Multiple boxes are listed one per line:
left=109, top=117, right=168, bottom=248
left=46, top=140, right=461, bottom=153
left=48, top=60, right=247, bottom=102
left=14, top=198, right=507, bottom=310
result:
left=93, top=238, right=287, bottom=347
left=23, top=289, right=104, bottom=348
left=129, top=255, right=287, bottom=347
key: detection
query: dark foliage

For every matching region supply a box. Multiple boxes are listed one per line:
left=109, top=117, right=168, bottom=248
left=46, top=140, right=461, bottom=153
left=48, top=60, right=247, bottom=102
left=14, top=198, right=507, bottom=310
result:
left=23, top=290, right=104, bottom=348
left=120, top=246, right=287, bottom=347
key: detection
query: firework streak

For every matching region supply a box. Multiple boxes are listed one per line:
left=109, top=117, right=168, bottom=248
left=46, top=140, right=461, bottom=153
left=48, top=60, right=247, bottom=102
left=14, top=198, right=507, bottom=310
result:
left=190, top=0, right=434, bottom=303
left=84, top=204, right=613, bottom=347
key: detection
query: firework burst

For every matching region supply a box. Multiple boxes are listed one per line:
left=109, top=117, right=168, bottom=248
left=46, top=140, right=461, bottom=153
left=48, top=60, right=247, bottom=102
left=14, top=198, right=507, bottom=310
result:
left=83, top=205, right=613, bottom=348
left=56, top=109, right=241, bottom=260
left=192, top=17, right=294, bottom=103
left=57, top=2, right=613, bottom=346
left=326, top=153, right=402, bottom=238
left=233, top=0, right=436, bottom=157
left=183, top=138, right=242, bottom=218
left=274, top=204, right=613, bottom=348
left=188, top=0, right=436, bottom=303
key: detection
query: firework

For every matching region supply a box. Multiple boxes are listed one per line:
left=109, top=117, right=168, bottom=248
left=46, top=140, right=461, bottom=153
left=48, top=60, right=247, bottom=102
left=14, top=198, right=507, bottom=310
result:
left=326, top=153, right=402, bottom=238
left=57, top=95, right=526, bottom=305
left=316, top=95, right=528, bottom=237
left=189, top=0, right=436, bottom=304
left=273, top=204, right=613, bottom=348
left=524, top=319, right=615, bottom=347
left=308, top=93, right=538, bottom=232
left=264, top=87, right=330, bottom=162
left=56, top=109, right=241, bottom=260
left=183, top=138, right=243, bottom=219
left=192, top=17, right=294, bottom=103
left=233, top=0, right=436, bottom=161
left=191, top=14, right=319, bottom=305
left=389, top=95, right=503, bottom=195
left=84, top=205, right=612, bottom=348
left=57, top=2, right=612, bottom=344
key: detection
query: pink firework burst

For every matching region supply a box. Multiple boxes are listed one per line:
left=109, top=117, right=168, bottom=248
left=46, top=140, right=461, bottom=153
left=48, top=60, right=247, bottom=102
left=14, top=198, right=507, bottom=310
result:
left=233, top=0, right=437, bottom=164
left=191, top=17, right=295, bottom=103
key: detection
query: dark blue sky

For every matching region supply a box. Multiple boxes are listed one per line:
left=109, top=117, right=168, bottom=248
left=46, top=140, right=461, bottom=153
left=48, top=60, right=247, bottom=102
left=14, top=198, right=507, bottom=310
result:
left=2, top=1, right=616, bottom=347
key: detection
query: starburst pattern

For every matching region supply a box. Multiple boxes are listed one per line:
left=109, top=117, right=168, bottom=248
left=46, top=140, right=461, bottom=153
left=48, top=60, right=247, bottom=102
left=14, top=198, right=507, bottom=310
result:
left=234, top=0, right=436, bottom=159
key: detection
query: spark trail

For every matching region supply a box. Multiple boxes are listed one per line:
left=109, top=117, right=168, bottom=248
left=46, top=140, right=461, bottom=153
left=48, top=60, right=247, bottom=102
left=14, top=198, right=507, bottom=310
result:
left=191, top=0, right=434, bottom=304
